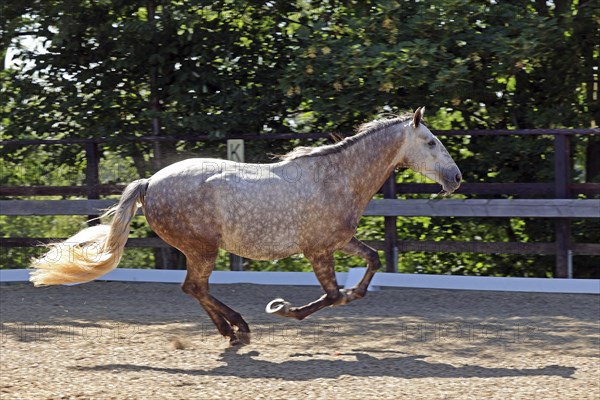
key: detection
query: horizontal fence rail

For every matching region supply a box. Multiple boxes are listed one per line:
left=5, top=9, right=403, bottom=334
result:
left=2, top=182, right=599, bottom=197
left=2, top=199, right=600, bottom=260
left=4, top=237, right=598, bottom=256
left=2, top=199, right=599, bottom=218
left=364, top=199, right=600, bottom=218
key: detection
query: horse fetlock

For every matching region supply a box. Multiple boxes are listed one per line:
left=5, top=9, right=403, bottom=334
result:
left=330, top=290, right=352, bottom=306
left=265, top=298, right=291, bottom=316
left=340, top=288, right=366, bottom=302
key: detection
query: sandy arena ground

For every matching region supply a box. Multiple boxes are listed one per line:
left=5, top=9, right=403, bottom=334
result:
left=1, top=281, right=598, bottom=399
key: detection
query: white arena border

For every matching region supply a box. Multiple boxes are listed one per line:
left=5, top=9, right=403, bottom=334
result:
left=1, top=268, right=598, bottom=294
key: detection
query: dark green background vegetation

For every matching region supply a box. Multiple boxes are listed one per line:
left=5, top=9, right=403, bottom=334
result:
left=1, top=1, right=598, bottom=276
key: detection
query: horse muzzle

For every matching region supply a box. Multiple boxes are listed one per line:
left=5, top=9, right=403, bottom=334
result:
left=441, top=166, right=462, bottom=194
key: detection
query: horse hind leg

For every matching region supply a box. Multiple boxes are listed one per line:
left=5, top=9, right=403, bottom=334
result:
left=182, top=253, right=250, bottom=345
left=339, top=237, right=382, bottom=300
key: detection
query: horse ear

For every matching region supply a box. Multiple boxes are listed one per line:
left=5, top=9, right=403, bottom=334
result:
left=413, top=106, right=425, bottom=127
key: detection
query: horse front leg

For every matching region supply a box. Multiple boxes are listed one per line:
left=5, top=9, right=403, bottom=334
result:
left=266, top=252, right=348, bottom=320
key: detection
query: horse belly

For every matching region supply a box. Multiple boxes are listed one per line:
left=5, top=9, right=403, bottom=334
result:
left=221, top=241, right=300, bottom=261
left=215, top=179, right=307, bottom=260
left=219, top=218, right=302, bottom=260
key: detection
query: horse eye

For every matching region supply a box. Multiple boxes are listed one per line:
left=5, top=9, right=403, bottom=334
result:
left=427, top=139, right=436, bottom=147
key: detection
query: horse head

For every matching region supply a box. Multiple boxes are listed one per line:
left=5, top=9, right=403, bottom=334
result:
left=400, top=107, right=462, bottom=195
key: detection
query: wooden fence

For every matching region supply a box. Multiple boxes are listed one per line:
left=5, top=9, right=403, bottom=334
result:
left=1, top=128, right=599, bottom=278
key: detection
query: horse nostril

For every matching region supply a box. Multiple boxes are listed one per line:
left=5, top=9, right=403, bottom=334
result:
left=455, top=173, right=462, bottom=183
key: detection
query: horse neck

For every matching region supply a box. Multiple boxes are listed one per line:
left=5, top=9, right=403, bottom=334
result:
left=327, top=124, right=405, bottom=207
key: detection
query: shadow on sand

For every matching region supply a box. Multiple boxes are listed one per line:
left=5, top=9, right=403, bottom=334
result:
left=73, top=346, right=575, bottom=381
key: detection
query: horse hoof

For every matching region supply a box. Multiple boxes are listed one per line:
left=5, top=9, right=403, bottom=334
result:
left=265, top=298, right=291, bottom=315
left=230, top=332, right=251, bottom=346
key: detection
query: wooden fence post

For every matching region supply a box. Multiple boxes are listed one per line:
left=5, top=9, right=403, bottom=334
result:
left=554, top=134, right=571, bottom=278
left=383, top=173, right=398, bottom=272
left=227, top=140, right=245, bottom=271
left=85, top=141, right=101, bottom=226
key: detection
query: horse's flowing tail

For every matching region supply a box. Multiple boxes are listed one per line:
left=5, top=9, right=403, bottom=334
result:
left=29, top=179, right=149, bottom=286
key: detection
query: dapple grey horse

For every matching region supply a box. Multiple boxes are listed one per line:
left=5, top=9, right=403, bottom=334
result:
left=31, top=107, right=461, bottom=345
